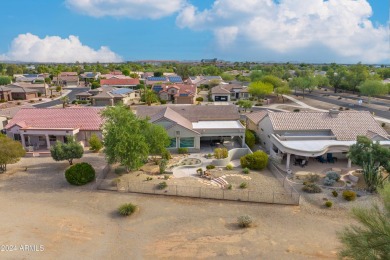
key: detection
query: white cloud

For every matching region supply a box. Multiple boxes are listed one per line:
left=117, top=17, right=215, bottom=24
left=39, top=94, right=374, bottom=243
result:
left=0, top=33, right=123, bottom=63
left=65, top=0, right=186, bottom=19
left=176, top=0, right=390, bottom=63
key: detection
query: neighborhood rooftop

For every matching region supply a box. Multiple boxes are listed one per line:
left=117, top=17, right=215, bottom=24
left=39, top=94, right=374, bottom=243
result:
left=136, top=105, right=240, bottom=122
left=5, top=108, right=103, bottom=131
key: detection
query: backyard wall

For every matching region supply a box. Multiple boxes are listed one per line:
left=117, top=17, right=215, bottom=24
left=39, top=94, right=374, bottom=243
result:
left=212, top=147, right=251, bottom=167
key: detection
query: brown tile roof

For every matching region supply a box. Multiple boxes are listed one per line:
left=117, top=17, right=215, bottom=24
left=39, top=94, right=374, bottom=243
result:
left=211, top=85, right=230, bottom=95
left=246, top=111, right=268, bottom=125
left=100, top=78, right=139, bottom=86
left=268, top=111, right=388, bottom=141
left=137, top=105, right=240, bottom=122
left=5, top=108, right=103, bottom=131
left=150, top=107, right=196, bottom=133
left=59, top=72, right=78, bottom=76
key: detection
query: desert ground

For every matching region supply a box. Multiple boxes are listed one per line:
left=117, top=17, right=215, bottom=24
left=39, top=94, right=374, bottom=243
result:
left=0, top=153, right=353, bottom=260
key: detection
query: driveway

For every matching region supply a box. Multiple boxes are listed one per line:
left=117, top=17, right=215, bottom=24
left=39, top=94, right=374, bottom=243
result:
left=33, top=87, right=89, bottom=108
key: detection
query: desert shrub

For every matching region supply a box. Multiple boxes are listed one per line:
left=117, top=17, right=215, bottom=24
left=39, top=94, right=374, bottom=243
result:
left=323, top=177, right=336, bottom=186
left=145, top=177, right=153, bottom=181
left=157, top=181, right=168, bottom=190
left=89, top=133, right=103, bottom=152
left=160, top=100, right=167, bottom=104
left=0, top=99, right=5, bottom=103
left=302, top=183, right=322, bottom=193
left=226, top=164, right=233, bottom=170
left=159, top=159, right=168, bottom=174
left=332, top=190, right=338, bottom=197
left=214, top=148, right=228, bottom=159
left=178, top=148, right=188, bottom=154
left=17, top=101, right=21, bottom=105
left=196, top=97, right=204, bottom=102
left=305, top=173, right=320, bottom=183
left=293, top=108, right=300, bottom=112
left=227, top=184, right=232, bottom=190
left=326, top=171, right=341, bottom=181
left=325, top=201, right=333, bottom=208
left=240, top=151, right=268, bottom=170
left=381, top=122, right=386, bottom=127
left=38, top=98, right=42, bottom=101
left=237, top=215, right=253, bottom=228
left=206, top=164, right=216, bottom=170
left=242, top=168, right=250, bottom=174
left=161, top=149, right=172, bottom=160
left=239, top=182, right=248, bottom=189
left=254, top=103, right=263, bottom=106
left=164, top=174, right=170, bottom=180
left=342, top=190, right=356, bottom=201
left=37, top=92, right=42, bottom=97
left=115, top=166, right=126, bottom=175
left=245, top=130, right=255, bottom=149
left=65, top=162, right=95, bottom=186
left=196, top=168, right=203, bottom=175
left=118, top=203, right=137, bottom=216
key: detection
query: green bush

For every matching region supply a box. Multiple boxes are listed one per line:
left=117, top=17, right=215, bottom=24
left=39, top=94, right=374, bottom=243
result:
left=196, top=97, right=204, bottom=102
left=245, top=130, right=255, bottom=149
left=159, top=159, right=167, bottom=174
left=237, top=215, right=252, bottom=228
left=342, top=190, right=356, bottom=201
left=214, top=148, right=228, bottom=159
left=178, top=148, right=188, bottom=154
left=293, top=109, right=300, bottom=112
left=227, top=184, right=232, bottom=190
left=157, top=181, right=168, bottom=190
left=302, top=183, right=322, bottom=193
left=305, top=173, right=320, bottom=183
left=226, top=164, right=233, bottom=170
left=89, top=133, right=103, bottom=152
left=332, top=190, right=338, bottom=197
left=145, top=177, right=153, bottom=181
left=118, top=203, right=137, bottom=216
left=240, top=151, right=268, bottom=170
left=381, top=122, right=386, bottom=127
left=160, top=100, right=167, bottom=104
left=65, top=162, right=95, bottom=186
left=161, top=149, right=172, bottom=160
left=242, top=168, right=250, bottom=174
left=325, top=201, right=333, bottom=208
left=239, top=182, right=248, bottom=189
left=164, top=174, right=170, bottom=180
left=206, top=164, right=216, bottom=170
left=323, top=177, right=336, bottom=186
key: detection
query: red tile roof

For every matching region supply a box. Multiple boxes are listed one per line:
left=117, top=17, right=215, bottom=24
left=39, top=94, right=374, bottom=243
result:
left=5, top=108, right=103, bottom=131
left=100, top=78, right=140, bottom=86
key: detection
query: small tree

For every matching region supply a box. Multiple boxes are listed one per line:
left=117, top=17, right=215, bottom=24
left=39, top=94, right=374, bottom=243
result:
left=142, top=89, right=158, bottom=106
left=159, top=159, right=167, bottom=174
left=248, top=82, right=273, bottom=100
left=359, top=80, right=388, bottom=103
left=50, top=136, right=84, bottom=165
left=0, top=134, right=26, bottom=172
left=0, top=76, right=11, bottom=85
left=240, top=151, right=268, bottom=170
left=60, top=96, right=69, bottom=108
left=214, top=148, right=228, bottom=159
left=237, top=100, right=252, bottom=112
left=274, top=85, right=291, bottom=103
left=245, top=130, right=255, bottom=149
left=88, top=134, right=103, bottom=152
left=338, top=184, right=390, bottom=259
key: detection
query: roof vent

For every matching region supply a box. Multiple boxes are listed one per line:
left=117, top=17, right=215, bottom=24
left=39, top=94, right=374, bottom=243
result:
left=329, top=108, right=340, bottom=118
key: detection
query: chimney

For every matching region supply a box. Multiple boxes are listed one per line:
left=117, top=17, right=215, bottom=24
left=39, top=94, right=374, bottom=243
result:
left=329, top=108, right=340, bottom=118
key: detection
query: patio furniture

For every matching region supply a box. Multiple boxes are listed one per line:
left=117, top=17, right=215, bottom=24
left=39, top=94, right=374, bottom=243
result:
left=315, top=156, right=326, bottom=163
left=300, top=160, right=307, bottom=167
left=294, top=158, right=303, bottom=166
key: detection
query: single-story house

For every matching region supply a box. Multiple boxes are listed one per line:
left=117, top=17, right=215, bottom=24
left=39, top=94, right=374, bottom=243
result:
left=53, top=72, right=79, bottom=87
left=246, top=109, right=390, bottom=170
left=8, top=82, right=49, bottom=96
left=137, top=105, right=245, bottom=152
left=89, top=86, right=137, bottom=106
left=211, top=84, right=250, bottom=102
left=0, top=86, right=38, bottom=100
left=145, top=76, right=183, bottom=85
left=14, top=74, right=45, bottom=83
left=187, top=76, right=223, bottom=87
left=80, top=72, right=101, bottom=81
left=5, top=107, right=103, bottom=152
left=100, top=78, right=140, bottom=88
left=151, top=83, right=197, bottom=104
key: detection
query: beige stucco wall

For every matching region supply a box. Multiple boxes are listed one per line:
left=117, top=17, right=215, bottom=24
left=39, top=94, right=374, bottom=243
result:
left=258, top=117, right=274, bottom=153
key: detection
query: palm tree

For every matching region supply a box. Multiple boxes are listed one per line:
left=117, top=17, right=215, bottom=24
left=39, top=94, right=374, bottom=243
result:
left=60, top=96, right=69, bottom=108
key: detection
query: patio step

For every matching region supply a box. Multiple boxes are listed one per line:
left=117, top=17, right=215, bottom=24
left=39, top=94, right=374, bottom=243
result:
left=211, top=177, right=229, bottom=187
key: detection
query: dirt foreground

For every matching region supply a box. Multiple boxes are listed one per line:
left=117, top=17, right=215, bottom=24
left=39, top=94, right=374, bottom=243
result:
left=0, top=155, right=348, bottom=259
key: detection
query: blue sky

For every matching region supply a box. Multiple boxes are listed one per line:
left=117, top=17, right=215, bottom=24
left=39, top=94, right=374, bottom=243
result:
left=0, top=0, right=388, bottom=64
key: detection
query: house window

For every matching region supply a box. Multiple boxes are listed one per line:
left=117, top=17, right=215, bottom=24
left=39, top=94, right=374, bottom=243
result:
left=180, top=137, right=194, bottom=148
left=38, top=136, right=45, bottom=141
left=49, top=135, right=56, bottom=142
left=168, top=138, right=177, bottom=148
left=13, top=134, right=21, bottom=141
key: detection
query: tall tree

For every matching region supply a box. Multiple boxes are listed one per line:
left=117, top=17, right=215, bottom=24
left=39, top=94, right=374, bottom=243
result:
left=348, top=136, right=390, bottom=192
left=50, top=136, right=84, bottom=165
left=102, top=104, right=170, bottom=172
left=249, top=70, right=263, bottom=82
left=359, top=80, right=388, bottom=103
left=248, top=82, right=273, bottom=100
left=0, top=76, right=11, bottom=85
left=175, top=64, right=190, bottom=79
left=274, top=85, right=292, bottom=103
left=236, top=100, right=253, bottom=112
left=0, top=134, right=26, bottom=172
left=338, top=184, right=390, bottom=259
left=142, top=89, right=158, bottom=106
left=261, top=75, right=284, bottom=90
left=326, top=66, right=348, bottom=93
